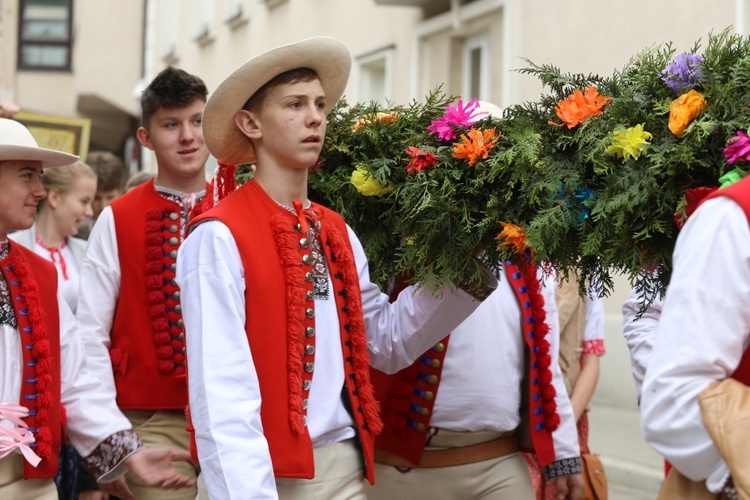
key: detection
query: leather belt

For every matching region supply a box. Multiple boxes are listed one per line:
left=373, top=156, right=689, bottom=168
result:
left=374, top=434, right=519, bottom=468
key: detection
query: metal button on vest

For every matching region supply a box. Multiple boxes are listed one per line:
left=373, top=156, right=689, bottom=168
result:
left=306, top=326, right=315, bottom=337
left=302, top=398, right=308, bottom=409
left=175, top=304, right=182, bottom=313
left=169, top=237, right=179, bottom=246
left=433, top=342, right=445, bottom=353
left=168, top=224, right=178, bottom=233
left=169, top=212, right=179, bottom=221
left=177, top=319, right=184, bottom=328
left=302, top=254, right=311, bottom=265
left=302, top=379, right=311, bottom=391
left=171, top=278, right=178, bottom=286
left=305, top=344, right=315, bottom=356
left=430, top=359, right=441, bottom=369
left=427, top=374, right=438, bottom=385
left=294, top=223, right=302, bottom=232
left=179, top=332, right=184, bottom=341
left=304, top=362, right=314, bottom=373
left=173, top=291, right=180, bottom=300
left=423, top=391, right=434, bottom=401
left=419, top=407, right=430, bottom=417
left=170, top=263, right=177, bottom=271
left=299, top=238, right=309, bottom=249
left=303, top=415, right=307, bottom=426
left=305, top=272, right=313, bottom=282
left=305, top=308, right=315, bottom=319
left=306, top=290, right=314, bottom=301
left=170, top=250, right=178, bottom=259
left=181, top=347, right=186, bottom=354
left=416, top=422, right=426, bottom=432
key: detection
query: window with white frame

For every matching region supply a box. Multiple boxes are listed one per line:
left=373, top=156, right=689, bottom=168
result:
left=462, top=33, right=490, bottom=101
left=18, top=0, right=73, bottom=71
left=357, top=48, right=393, bottom=106
left=161, top=0, right=180, bottom=63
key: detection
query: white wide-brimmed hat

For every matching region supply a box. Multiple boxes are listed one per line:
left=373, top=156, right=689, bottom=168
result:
left=203, top=36, right=352, bottom=165
left=0, top=118, right=78, bottom=168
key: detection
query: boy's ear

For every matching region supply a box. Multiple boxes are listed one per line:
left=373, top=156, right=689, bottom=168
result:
left=234, top=109, right=262, bottom=140
left=136, top=127, right=154, bottom=151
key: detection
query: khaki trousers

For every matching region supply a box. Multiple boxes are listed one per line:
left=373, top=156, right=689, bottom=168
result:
left=0, top=454, right=57, bottom=500
left=123, top=409, right=199, bottom=500
left=367, top=430, right=535, bottom=500
left=275, top=439, right=367, bottom=499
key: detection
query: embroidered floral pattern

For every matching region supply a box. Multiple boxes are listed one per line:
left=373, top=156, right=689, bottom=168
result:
left=582, top=339, right=605, bottom=356
left=85, top=430, right=142, bottom=479
left=543, top=456, right=582, bottom=480
left=0, top=243, right=16, bottom=328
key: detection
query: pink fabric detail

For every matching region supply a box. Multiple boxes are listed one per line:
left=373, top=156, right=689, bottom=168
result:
left=0, top=403, right=42, bottom=467
left=582, top=339, right=605, bottom=356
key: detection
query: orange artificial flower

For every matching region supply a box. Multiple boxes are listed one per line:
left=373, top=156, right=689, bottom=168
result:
left=668, top=89, right=706, bottom=138
left=495, top=221, right=529, bottom=256
left=549, top=86, right=611, bottom=129
left=351, top=112, right=398, bottom=132
left=452, top=127, right=499, bottom=166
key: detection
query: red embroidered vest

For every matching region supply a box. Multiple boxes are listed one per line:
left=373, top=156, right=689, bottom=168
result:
left=188, top=180, right=382, bottom=483
left=371, top=263, right=560, bottom=468
left=1, top=242, right=62, bottom=479
left=701, top=175, right=750, bottom=384
left=109, top=179, right=193, bottom=409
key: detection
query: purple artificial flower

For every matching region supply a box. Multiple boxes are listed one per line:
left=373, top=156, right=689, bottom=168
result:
left=660, top=52, right=704, bottom=94
left=724, top=130, right=750, bottom=164
left=427, top=98, right=486, bottom=142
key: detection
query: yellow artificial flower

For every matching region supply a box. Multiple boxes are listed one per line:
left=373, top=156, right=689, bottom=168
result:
left=604, top=124, right=653, bottom=159
left=668, top=89, right=706, bottom=138
left=350, top=166, right=394, bottom=197
left=351, top=112, right=398, bottom=132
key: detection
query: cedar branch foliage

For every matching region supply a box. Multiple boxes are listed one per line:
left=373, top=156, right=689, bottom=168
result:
left=258, top=30, right=750, bottom=304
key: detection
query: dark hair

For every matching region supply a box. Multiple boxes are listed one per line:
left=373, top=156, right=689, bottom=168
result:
left=86, top=151, right=126, bottom=192
left=243, top=67, right=319, bottom=112
left=141, top=67, right=208, bottom=129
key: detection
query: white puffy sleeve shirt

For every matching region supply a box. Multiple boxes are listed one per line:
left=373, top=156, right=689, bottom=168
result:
left=640, top=197, right=750, bottom=493
left=176, top=220, right=487, bottom=499
left=621, top=287, right=663, bottom=403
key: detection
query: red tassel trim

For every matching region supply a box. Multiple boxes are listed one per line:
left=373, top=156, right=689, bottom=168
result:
left=8, top=254, right=54, bottom=461
left=520, top=263, right=559, bottom=432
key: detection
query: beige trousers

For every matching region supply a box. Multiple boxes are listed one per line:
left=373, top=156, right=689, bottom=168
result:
left=275, top=439, right=367, bottom=499
left=367, top=430, right=535, bottom=500
left=0, top=454, right=57, bottom=500
left=123, top=409, right=199, bottom=500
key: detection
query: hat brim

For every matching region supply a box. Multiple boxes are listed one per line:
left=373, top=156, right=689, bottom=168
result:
left=0, top=145, right=78, bottom=168
left=203, top=36, right=351, bottom=165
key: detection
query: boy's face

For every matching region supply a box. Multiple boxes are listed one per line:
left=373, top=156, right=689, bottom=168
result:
left=137, top=99, right=208, bottom=182
left=254, top=79, right=327, bottom=170
left=0, top=160, right=47, bottom=239
left=92, top=187, right=122, bottom=219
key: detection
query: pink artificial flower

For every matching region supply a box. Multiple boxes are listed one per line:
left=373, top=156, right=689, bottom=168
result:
left=405, top=146, right=439, bottom=174
left=427, top=98, right=486, bottom=142
left=723, top=131, right=750, bottom=164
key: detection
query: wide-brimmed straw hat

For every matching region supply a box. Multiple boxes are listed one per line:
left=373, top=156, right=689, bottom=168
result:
left=0, top=118, right=78, bottom=168
left=203, top=36, right=352, bottom=165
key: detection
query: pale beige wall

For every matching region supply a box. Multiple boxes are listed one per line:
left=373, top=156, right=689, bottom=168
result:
left=511, top=0, right=737, bottom=104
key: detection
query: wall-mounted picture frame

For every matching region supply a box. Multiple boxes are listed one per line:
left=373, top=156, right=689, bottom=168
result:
left=13, top=112, right=92, bottom=162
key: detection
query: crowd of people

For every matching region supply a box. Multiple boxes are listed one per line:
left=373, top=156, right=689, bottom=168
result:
left=0, top=35, right=747, bottom=500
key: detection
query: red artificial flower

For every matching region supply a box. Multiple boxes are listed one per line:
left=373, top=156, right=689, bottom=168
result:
left=405, top=146, right=439, bottom=173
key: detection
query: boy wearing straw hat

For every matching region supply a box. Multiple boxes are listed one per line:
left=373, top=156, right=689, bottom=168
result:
left=75, top=66, right=209, bottom=499
left=0, top=118, right=195, bottom=500
left=176, top=36, right=494, bottom=498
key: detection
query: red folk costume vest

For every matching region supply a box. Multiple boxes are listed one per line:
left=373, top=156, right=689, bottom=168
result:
left=371, top=262, right=561, bottom=468
left=701, top=175, right=750, bottom=385
left=1, top=242, right=62, bottom=479
left=109, top=179, right=195, bottom=409
left=188, top=180, right=383, bottom=482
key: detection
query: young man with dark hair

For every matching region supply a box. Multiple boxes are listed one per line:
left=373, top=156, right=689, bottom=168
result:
left=76, top=66, right=209, bottom=499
